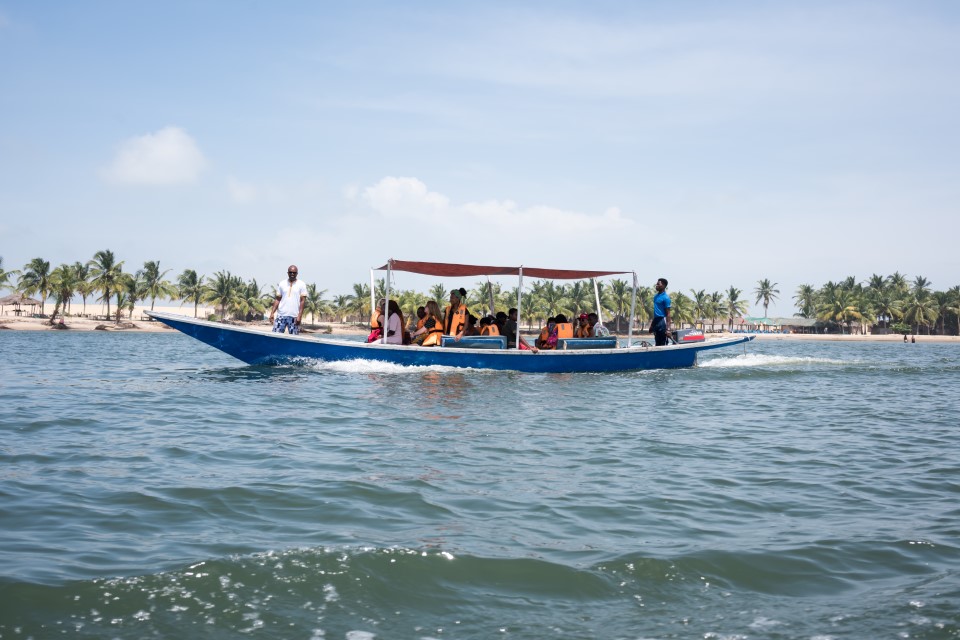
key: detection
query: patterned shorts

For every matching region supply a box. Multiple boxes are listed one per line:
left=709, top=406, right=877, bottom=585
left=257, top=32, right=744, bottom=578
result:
left=273, top=316, right=299, bottom=335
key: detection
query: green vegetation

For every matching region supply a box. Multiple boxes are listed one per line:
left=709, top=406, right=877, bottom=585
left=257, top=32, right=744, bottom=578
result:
left=796, top=273, right=955, bottom=335
left=3, top=255, right=959, bottom=335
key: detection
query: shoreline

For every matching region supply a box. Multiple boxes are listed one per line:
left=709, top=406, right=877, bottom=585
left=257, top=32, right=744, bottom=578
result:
left=2, top=313, right=958, bottom=343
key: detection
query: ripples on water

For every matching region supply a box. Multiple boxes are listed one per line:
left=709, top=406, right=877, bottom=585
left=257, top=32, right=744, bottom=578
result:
left=1, top=332, right=958, bottom=638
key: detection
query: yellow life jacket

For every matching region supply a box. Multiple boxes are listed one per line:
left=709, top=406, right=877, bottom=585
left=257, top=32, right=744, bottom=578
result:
left=480, top=324, right=500, bottom=336
left=443, top=304, right=468, bottom=336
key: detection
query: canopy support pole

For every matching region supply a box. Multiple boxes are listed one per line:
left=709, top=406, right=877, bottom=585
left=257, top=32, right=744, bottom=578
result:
left=593, top=278, right=604, bottom=326
left=516, top=267, right=523, bottom=349
left=628, top=272, right=638, bottom=347
left=369, top=269, right=375, bottom=324
left=381, top=260, right=391, bottom=344
left=487, top=276, right=495, bottom=317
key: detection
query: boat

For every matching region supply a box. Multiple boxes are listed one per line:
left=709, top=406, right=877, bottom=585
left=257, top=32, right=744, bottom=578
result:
left=148, top=259, right=754, bottom=373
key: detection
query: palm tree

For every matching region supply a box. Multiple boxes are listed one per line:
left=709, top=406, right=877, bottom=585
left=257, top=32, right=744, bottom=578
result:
left=671, top=292, right=694, bottom=329
left=304, top=283, right=329, bottom=325
left=71, top=261, right=92, bottom=315
left=373, top=278, right=387, bottom=304
left=817, top=286, right=863, bottom=334
left=565, top=280, right=593, bottom=319
left=946, top=286, right=960, bottom=336
left=0, top=256, right=19, bottom=292
left=114, top=271, right=144, bottom=322
left=690, top=289, right=708, bottom=329
left=48, top=263, right=79, bottom=324
left=793, top=284, right=817, bottom=319
left=866, top=274, right=887, bottom=295
left=428, top=283, right=447, bottom=308
left=871, top=289, right=902, bottom=331
left=932, top=291, right=952, bottom=335
left=177, top=269, right=206, bottom=318
left=139, top=260, right=176, bottom=311
left=472, top=280, right=501, bottom=316
left=537, top=280, right=571, bottom=319
left=630, top=286, right=653, bottom=326
left=725, top=286, right=748, bottom=331
left=88, top=250, right=125, bottom=320
left=608, top=279, right=631, bottom=324
left=348, top=282, right=371, bottom=323
left=911, top=275, right=933, bottom=298
left=18, top=257, right=52, bottom=314
left=706, top=291, right=724, bottom=331
left=332, top=294, right=351, bottom=323
left=753, top=278, right=780, bottom=319
left=203, top=270, right=238, bottom=321
left=902, top=293, right=938, bottom=335
left=888, top=271, right=909, bottom=295
left=231, top=278, right=268, bottom=321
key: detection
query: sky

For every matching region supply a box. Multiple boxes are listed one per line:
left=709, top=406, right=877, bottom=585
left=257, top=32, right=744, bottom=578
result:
left=1, top=1, right=958, bottom=316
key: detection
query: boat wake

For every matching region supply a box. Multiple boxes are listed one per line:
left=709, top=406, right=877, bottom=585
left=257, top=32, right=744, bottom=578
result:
left=699, top=353, right=852, bottom=369
left=299, top=358, right=478, bottom=375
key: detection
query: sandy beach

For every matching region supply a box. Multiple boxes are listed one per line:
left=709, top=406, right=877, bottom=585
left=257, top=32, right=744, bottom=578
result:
left=2, top=305, right=957, bottom=343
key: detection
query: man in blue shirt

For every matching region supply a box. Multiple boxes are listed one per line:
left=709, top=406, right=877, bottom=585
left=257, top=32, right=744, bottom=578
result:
left=651, top=277, right=672, bottom=346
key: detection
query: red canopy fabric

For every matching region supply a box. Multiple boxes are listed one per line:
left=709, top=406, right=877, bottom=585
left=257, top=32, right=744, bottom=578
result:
left=375, top=260, right=631, bottom=280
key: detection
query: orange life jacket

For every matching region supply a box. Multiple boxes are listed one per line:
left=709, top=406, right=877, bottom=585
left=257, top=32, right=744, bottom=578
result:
left=370, top=310, right=382, bottom=330
left=416, top=316, right=426, bottom=331
left=443, top=304, right=468, bottom=336
left=422, top=316, right=444, bottom=347
left=555, top=323, right=573, bottom=339
left=480, top=324, right=500, bottom=336
left=538, top=326, right=556, bottom=350
left=577, top=323, right=593, bottom=338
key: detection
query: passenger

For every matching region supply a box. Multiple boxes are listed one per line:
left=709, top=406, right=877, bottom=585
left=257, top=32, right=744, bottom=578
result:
left=463, top=314, right=479, bottom=337
left=495, top=311, right=507, bottom=334
left=554, top=314, right=573, bottom=341
left=410, top=306, right=427, bottom=345
left=443, top=288, right=470, bottom=341
left=366, top=298, right=384, bottom=343
left=384, top=300, right=405, bottom=345
left=409, top=300, right=445, bottom=346
left=412, top=306, right=426, bottom=332
left=479, top=316, right=500, bottom=336
left=576, top=313, right=591, bottom=338
left=538, top=317, right=557, bottom=350
left=502, top=307, right=538, bottom=352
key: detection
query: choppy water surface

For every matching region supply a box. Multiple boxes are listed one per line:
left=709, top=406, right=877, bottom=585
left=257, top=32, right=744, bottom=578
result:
left=1, top=331, right=958, bottom=639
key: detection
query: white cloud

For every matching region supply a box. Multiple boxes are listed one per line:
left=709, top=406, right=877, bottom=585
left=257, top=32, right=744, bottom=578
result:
left=101, top=126, right=207, bottom=185
left=360, top=176, right=629, bottom=234
left=227, top=176, right=257, bottom=204
left=362, top=177, right=449, bottom=217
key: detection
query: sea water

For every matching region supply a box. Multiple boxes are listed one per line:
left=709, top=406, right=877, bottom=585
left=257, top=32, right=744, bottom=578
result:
left=1, top=331, right=958, bottom=639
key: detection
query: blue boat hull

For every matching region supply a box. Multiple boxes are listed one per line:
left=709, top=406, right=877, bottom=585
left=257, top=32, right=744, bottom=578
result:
left=148, top=312, right=753, bottom=373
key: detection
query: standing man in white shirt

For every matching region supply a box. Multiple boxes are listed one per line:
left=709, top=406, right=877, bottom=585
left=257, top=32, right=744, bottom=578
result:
left=269, top=265, right=308, bottom=334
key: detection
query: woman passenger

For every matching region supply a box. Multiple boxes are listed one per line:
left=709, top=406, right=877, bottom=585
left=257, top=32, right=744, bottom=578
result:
left=409, top=300, right=445, bottom=346
left=384, top=300, right=405, bottom=345
left=444, top=288, right=470, bottom=341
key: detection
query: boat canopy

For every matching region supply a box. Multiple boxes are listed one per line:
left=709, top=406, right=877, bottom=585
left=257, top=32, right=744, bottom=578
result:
left=374, top=259, right=630, bottom=280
